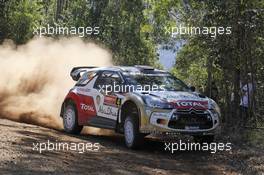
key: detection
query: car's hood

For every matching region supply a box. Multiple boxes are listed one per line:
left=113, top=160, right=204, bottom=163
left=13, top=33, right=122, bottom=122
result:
left=139, top=91, right=210, bottom=110
left=149, top=91, right=208, bottom=101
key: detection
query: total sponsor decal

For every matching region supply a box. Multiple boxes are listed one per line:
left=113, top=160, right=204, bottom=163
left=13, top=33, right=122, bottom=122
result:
left=78, top=94, right=97, bottom=116
left=173, top=100, right=208, bottom=110
left=80, top=103, right=95, bottom=112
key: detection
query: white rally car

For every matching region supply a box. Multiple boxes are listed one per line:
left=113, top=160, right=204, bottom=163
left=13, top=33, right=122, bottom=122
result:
left=60, top=65, right=221, bottom=148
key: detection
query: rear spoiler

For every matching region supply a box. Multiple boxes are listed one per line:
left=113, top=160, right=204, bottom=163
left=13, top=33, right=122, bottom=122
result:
left=70, top=66, right=97, bottom=81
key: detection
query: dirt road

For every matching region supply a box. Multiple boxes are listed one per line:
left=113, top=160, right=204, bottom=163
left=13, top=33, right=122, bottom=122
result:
left=0, top=119, right=263, bottom=175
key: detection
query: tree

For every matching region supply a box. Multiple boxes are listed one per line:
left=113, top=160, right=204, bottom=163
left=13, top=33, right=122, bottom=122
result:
left=170, top=0, right=264, bottom=128
left=0, top=0, right=41, bottom=44
left=43, top=0, right=159, bottom=66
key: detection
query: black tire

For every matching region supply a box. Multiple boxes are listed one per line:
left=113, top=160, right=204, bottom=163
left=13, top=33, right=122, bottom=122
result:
left=193, top=135, right=215, bottom=144
left=124, top=116, right=144, bottom=149
left=63, top=103, right=83, bottom=134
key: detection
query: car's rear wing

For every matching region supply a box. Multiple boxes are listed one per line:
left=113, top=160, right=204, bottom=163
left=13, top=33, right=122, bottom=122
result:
left=70, top=66, right=97, bottom=81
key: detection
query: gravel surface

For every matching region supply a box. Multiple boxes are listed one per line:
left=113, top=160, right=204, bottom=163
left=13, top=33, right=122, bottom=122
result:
left=0, top=119, right=263, bottom=175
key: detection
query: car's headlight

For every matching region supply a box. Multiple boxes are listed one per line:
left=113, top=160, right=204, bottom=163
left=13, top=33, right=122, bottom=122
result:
left=143, top=95, right=173, bottom=109
left=209, top=99, right=221, bottom=117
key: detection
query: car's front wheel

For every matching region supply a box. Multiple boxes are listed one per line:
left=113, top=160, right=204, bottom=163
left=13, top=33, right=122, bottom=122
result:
left=63, top=103, right=83, bottom=134
left=124, top=116, right=144, bottom=149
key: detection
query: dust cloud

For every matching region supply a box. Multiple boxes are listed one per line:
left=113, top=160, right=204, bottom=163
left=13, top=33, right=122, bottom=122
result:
left=0, top=37, right=113, bottom=133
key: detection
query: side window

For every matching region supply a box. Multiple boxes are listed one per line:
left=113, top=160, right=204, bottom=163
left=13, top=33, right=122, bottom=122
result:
left=94, top=71, right=122, bottom=92
left=110, top=72, right=122, bottom=85
left=76, top=71, right=97, bottom=86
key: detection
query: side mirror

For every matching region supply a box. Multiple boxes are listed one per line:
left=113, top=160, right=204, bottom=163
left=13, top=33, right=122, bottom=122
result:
left=190, top=86, right=196, bottom=92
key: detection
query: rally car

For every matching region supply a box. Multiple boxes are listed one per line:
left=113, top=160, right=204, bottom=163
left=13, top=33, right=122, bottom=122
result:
left=60, top=65, right=221, bottom=148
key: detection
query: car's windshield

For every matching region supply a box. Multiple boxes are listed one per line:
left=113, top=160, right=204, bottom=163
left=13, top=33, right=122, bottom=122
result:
left=124, top=73, right=190, bottom=92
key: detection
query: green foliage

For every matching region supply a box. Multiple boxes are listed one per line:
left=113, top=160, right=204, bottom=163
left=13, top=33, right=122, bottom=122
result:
left=170, top=0, right=264, bottom=127
left=49, top=0, right=162, bottom=67
left=0, top=0, right=41, bottom=44
left=93, top=0, right=157, bottom=66
left=171, top=40, right=208, bottom=91
left=0, top=0, right=160, bottom=67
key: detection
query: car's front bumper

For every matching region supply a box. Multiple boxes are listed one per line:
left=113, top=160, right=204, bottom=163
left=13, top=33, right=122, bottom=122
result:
left=139, top=106, right=221, bottom=136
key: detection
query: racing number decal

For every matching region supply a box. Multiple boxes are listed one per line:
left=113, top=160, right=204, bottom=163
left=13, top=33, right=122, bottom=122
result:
left=103, top=95, right=121, bottom=107
left=116, top=98, right=121, bottom=106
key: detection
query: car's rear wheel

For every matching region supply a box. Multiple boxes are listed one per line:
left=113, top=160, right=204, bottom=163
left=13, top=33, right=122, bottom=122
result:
left=63, top=103, right=83, bottom=134
left=124, top=116, right=144, bottom=149
left=193, top=135, right=215, bottom=144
